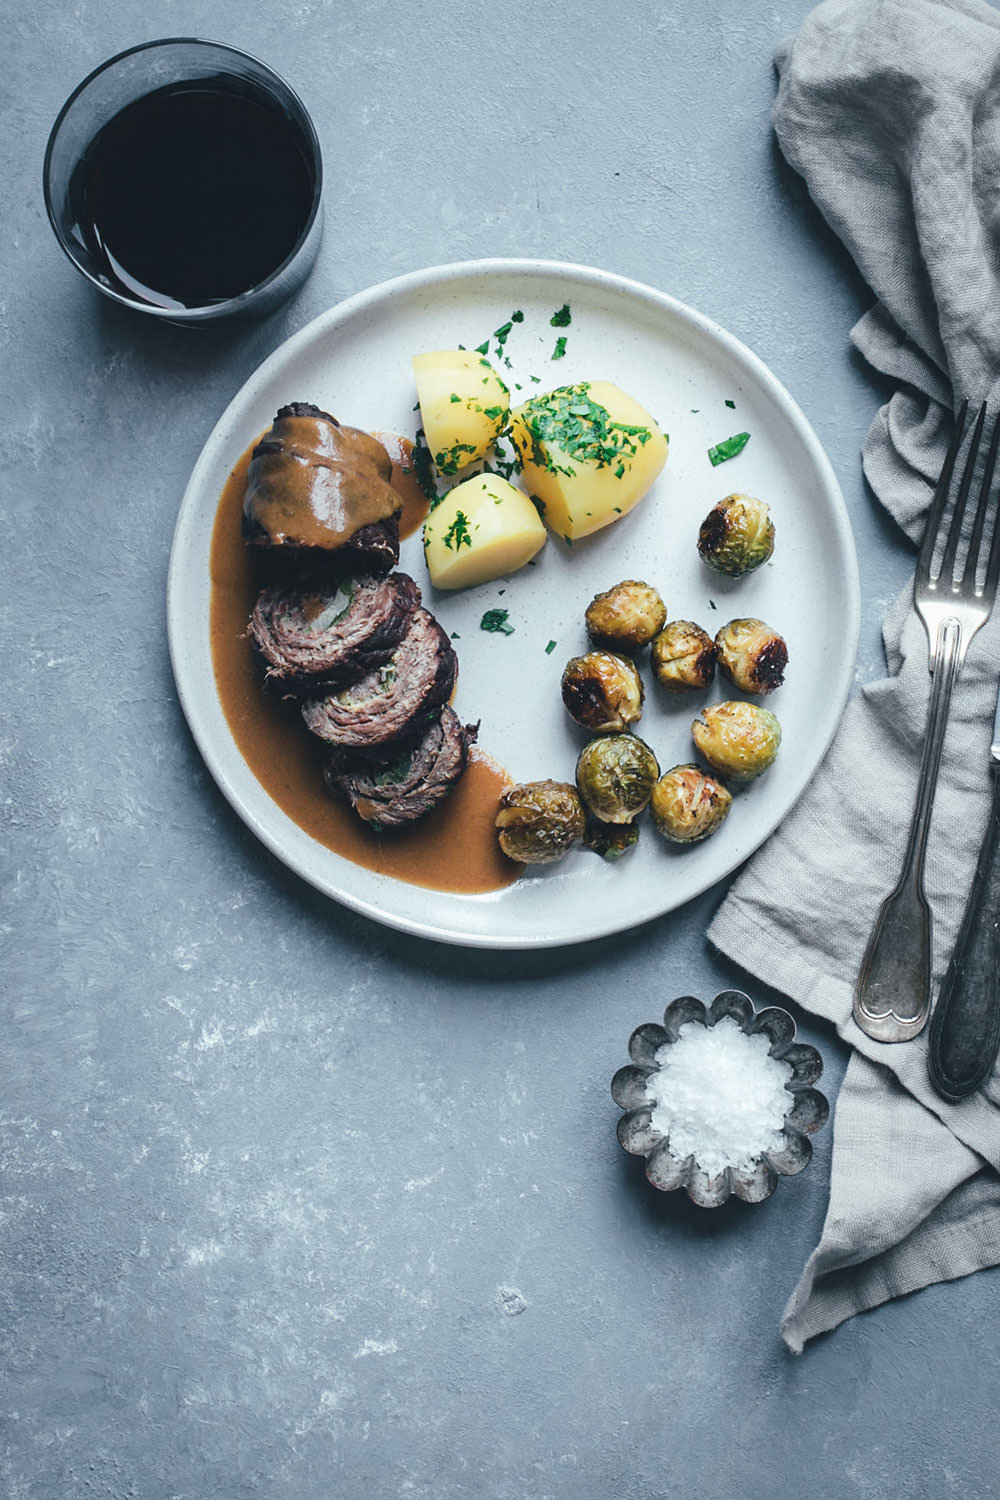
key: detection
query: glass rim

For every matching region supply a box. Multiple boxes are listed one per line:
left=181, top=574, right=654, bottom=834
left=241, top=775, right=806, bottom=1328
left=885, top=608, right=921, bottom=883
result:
left=42, top=36, right=323, bottom=322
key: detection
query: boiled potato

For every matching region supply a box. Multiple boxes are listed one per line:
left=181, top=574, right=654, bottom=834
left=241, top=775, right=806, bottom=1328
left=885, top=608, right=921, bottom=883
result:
left=423, top=473, right=546, bottom=589
left=510, top=380, right=668, bottom=541
left=413, top=350, right=510, bottom=474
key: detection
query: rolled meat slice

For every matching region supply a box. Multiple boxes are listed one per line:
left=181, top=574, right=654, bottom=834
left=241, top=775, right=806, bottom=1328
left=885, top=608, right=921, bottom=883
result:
left=301, top=607, right=458, bottom=750
left=243, top=401, right=402, bottom=571
left=324, top=706, right=477, bottom=829
left=249, top=571, right=421, bottom=693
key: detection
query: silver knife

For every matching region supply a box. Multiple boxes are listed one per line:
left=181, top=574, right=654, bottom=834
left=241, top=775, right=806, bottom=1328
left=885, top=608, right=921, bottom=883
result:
left=926, top=676, right=1000, bottom=1102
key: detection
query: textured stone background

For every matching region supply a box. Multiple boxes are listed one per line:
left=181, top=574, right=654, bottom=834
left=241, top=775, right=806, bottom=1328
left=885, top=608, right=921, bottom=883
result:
left=4, top=2, right=997, bottom=1497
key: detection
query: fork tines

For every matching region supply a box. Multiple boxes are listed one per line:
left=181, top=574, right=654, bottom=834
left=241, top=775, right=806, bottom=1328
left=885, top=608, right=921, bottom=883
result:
left=919, top=399, right=1000, bottom=598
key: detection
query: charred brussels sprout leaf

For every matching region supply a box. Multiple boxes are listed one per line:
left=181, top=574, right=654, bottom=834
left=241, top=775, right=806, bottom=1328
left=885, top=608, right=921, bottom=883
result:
left=575, top=734, right=659, bottom=824
left=585, top=579, right=666, bottom=653
left=561, top=651, right=643, bottom=732
left=692, top=701, right=781, bottom=781
left=583, top=817, right=640, bottom=860
left=495, top=780, right=586, bottom=864
left=650, top=763, right=733, bottom=843
left=715, top=617, right=788, bottom=694
left=697, top=493, right=775, bottom=577
left=650, top=619, right=717, bottom=692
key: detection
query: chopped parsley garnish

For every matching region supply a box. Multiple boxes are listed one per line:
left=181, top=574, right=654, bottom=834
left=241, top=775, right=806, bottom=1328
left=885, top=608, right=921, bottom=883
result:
left=518, top=382, right=653, bottom=475
left=550, top=304, right=572, bottom=327
left=443, top=511, right=473, bottom=550
left=552, top=335, right=567, bottom=360
left=545, top=639, right=557, bottom=654
left=725, top=398, right=736, bottom=409
left=708, top=430, right=751, bottom=466
left=489, top=310, right=525, bottom=360
left=480, top=608, right=514, bottom=635
left=435, top=441, right=478, bottom=475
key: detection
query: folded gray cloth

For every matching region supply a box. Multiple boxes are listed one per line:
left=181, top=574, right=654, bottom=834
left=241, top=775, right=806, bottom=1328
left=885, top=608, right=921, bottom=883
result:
left=708, top=0, right=1000, bottom=1352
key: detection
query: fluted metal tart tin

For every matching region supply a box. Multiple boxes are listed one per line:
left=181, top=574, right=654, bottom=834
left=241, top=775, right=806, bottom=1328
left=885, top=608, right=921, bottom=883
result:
left=612, top=989, right=828, bottom=1207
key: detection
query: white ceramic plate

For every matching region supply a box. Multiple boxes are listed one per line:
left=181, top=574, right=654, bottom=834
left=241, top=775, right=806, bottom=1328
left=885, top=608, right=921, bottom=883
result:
left=168, top=259, right=860, bottom=948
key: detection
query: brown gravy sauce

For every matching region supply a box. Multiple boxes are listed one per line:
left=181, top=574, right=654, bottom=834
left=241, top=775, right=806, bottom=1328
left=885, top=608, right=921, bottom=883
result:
left=244, top=410, right=400, bottom=548
left=209, top=433, right=522, bottom=895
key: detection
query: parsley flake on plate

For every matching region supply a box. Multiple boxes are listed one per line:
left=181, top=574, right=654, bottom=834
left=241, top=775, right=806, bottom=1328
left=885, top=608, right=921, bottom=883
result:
left=480, top=608, right=515, bottom=635
left=708, top=430, right=751, bottom=466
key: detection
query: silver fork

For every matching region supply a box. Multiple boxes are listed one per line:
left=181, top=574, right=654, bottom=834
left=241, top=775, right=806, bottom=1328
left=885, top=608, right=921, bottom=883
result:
left=854, top=399, right=1000, bottom=1043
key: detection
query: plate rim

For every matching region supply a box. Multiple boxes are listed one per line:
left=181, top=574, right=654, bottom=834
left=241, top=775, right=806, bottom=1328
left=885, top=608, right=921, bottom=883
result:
left=167, top=256, right=861, bottom=948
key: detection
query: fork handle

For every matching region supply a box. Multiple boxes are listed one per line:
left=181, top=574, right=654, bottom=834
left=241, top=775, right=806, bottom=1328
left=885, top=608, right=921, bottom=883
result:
left=927, top=767, right=1000, bottom=1101
left=853, top=616, right=962, bottom=1042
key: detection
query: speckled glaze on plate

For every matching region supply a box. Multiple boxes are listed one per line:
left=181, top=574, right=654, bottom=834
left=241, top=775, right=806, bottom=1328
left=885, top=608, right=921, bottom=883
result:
left=167, top=259, right=860, bottom=948
left=613, top=989, right=829, bottom=1207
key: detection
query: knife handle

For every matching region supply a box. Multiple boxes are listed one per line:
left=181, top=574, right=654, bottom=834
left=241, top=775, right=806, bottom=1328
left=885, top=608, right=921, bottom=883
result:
left=927, top=768, right=1000, bottom=1103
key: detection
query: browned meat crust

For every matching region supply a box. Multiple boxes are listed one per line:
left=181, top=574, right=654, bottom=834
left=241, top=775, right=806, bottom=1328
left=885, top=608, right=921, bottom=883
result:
left=332, top=515, right=400, bottom=574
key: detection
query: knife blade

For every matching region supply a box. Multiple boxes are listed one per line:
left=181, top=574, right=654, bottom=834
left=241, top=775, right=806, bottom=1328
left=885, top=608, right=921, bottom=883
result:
left=926, top=676, right=1000, bottom=1102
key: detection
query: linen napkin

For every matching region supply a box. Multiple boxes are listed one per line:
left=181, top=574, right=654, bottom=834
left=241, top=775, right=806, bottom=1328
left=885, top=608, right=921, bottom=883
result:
left=707, top=0, right=1000, bottom=1352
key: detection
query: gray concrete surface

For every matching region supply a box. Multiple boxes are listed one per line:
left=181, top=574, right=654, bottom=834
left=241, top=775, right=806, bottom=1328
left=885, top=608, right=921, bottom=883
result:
left=4, top=2, right=997, bottom=1496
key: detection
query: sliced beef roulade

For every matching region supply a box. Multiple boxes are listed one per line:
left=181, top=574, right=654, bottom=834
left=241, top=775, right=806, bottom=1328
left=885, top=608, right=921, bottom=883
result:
left=301, top=607, right=458, bottom=751
left=324, top=706, right=476, bottom=829
left=249, top=571, right=421, bottom=694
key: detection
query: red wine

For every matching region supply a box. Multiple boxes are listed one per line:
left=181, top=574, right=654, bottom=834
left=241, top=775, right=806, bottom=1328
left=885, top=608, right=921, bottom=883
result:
left=71, top=81, right=316, bottom=310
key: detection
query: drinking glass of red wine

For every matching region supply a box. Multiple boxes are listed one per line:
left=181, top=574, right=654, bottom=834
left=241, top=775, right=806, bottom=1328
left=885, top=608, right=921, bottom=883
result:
left=43, top=38, right=323, bottom=324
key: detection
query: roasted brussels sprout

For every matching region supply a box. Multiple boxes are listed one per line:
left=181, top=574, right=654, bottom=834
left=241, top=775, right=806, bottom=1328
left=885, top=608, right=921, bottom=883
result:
left=495, top=780, right=586, bottom=864
left=575, top=733, right=659, bottom=824
left=697, top=493, right=775, bottom=576
left=715, top=617, right=788, bottom=694
left=585, top=579, right=667, bottom=652
left=584, top=817, right=641, bottom=860
left=692, top=701, right=781, bottom=780
left=561, top=651, right=644, bottom=732
left=650, top=763, right=733, bottom=843
left=650, top=619, right=717, bottom=692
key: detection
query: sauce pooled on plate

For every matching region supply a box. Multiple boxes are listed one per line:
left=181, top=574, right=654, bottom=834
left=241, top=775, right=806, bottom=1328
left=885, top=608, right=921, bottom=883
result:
left=209, top=431, right=522, bottom=895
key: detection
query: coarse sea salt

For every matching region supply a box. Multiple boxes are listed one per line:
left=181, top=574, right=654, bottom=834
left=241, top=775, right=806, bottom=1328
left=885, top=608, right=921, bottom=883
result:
left=647, top=1016, right=792, bottom=1178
